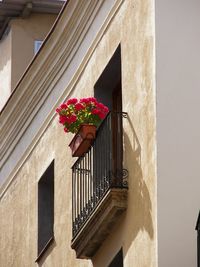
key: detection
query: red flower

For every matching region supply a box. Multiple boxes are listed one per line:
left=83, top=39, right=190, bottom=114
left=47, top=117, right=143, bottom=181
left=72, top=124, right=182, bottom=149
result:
left=68, top=114, right=77, bottom=123
left=56, top=97, right=109, bottom=134
left=103, top=106, right=109, bottom=113
left=97, top=102, right=105, bottom=110
left=88, top=97, right=97, bottom=103
left=91, top=108, right=100, bottom=115
left=80, top=98, right=90, bottom=104
left=59, top=115, right=68, bottom=124
left=56, top=107, right=61, bottom=113
left=98, top=111, right=106, bottom=119
left=75, top=103, right=84, bottom=111
left=60, top=103, right=68, bottom=109
left=67, top=98, right=78, bottom=105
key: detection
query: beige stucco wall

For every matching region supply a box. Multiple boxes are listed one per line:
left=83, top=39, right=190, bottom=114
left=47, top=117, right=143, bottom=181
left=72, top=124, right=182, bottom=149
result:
left=11, top=13, right=57, bottom=90
left=0, top=0, right=156, bottom=266
left=0, top=30, right=11, bottom=111
left=89, top=1, right=156, bottom=266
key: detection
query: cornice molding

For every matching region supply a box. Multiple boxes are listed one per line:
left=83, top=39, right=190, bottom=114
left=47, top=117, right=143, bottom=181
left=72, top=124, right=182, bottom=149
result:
left=0, top=0, right=124, bottom=197
left=0, top=0, right=100, bottom=165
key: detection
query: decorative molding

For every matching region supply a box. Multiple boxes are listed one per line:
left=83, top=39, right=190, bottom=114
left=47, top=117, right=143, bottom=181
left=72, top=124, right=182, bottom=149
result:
left=0, top=0, right=99, bottom=165
left=0, top=0, right=124, bottom=197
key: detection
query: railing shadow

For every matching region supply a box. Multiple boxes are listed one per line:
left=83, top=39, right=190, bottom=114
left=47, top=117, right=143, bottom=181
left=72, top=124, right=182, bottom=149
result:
left=36, top=239, right=56, bottom=267
left=72, top=112, right=126, bottom=238
left=123, top=115, right=154, bottom=255
left=91, top=115, right=154, bottom=267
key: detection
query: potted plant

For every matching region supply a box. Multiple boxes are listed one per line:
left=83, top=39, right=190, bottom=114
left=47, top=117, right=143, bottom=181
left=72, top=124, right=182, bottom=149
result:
left=56, top=97, right=109, bottom=157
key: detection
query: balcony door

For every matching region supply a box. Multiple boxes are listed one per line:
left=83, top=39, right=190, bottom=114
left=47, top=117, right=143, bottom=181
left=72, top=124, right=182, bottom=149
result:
left=112, top=80, right=123, bottom=186
left=94, top=45, right=123, bottom=187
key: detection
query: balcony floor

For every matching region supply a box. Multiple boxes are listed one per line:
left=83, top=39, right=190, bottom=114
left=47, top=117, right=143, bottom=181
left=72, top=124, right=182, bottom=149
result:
left=71, top=188, right=128, bottom=259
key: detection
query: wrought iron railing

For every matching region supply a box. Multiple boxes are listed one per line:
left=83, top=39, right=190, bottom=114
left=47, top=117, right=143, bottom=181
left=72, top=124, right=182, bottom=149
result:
left=72, top=112, right=128, bottom=238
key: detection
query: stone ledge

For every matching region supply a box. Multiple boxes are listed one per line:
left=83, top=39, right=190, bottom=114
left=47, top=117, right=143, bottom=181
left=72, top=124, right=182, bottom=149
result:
left=71, top=188, right=128, bottom=259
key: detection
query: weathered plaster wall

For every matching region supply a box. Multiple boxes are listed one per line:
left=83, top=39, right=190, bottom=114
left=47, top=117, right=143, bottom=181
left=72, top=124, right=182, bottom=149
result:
left=156, top=0, right=200, bottom=266
left=89, top=0, right=156, bottom=266
left=0, top=30, right=11, bottom=111
left=0, top=118, right=93, bottom=267
left=11, top=13, right=57, bottom=90
left=0, top=0, right=156, bottom=266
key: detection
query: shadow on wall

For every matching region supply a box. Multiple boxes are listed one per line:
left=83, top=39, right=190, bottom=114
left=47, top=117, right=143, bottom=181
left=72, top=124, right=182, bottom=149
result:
left=87, top=116, right=154, bottom=267
left=37, top=239, right=57, bottom=267
left=123, top=116, right=154, bottom=257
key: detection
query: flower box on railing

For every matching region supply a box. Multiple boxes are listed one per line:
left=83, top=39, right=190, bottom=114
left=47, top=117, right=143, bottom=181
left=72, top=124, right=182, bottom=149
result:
left=56, top=97, right=109, bottom=156
left=69, top=124, right=96, bottom=157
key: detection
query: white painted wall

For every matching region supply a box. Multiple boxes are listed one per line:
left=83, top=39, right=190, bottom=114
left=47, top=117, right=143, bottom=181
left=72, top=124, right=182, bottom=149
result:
left=11, top=13, right=57, bottom=90
left=0, top=14, right=57, bottom=111
left=0, top=30, right=11, bottom=111
left=156, top=0, right=200, bottom=266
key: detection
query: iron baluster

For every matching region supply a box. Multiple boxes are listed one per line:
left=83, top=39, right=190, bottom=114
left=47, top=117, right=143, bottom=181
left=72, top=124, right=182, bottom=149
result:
left=71, top=112, right=128, bottom=237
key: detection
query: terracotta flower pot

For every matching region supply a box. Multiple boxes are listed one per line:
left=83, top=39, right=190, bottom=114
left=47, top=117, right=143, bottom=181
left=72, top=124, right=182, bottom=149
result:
left=69, top=124, right=96, bottom=157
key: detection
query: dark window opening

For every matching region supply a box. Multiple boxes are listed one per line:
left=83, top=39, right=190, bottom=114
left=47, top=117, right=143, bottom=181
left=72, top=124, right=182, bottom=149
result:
left=94, top=44, right=122, bottom=112
left=196, top=211, right=200, bottom=267
left=38, top=160, right=54, bottom=256
left=108, top=248, right=123, bottom=267
left=198, top=231, right=200, bottom=267
left=94, top=44, right=123, bottom=184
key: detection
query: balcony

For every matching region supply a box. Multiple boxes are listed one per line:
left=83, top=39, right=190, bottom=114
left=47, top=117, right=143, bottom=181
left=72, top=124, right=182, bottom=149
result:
left=71, top=112, right=128, bottom=259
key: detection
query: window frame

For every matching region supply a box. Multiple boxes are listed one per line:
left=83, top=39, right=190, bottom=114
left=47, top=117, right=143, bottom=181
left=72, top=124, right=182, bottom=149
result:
left=34, top=40, right=43, bottom=54
left=108, top=248, right=123, bottom=267
left=36, top=160, right=55, bottom=261
left=196, top=211, right=200, bottom=267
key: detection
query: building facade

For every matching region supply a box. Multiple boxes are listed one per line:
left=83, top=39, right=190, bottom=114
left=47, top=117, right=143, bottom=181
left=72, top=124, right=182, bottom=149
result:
left=0, top=0, right=156, bottom=266
left=1, top=0, right=199, bottom=267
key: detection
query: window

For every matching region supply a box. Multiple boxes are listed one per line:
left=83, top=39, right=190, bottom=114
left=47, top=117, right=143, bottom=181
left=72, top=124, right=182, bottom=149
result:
left=198, top=231, right=200, bottom=267
left=108, top=248, right=123, bottom=267
left=37, top=160, right=54, bottom=257
left=94, top=44, right=123, bottom=184
left=94, top=45, right=122, bottom=112
left=196, top=211, right=200, bottom=267
left=34, top=40, right=43, bottom=54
